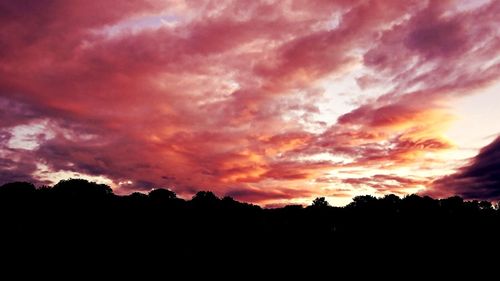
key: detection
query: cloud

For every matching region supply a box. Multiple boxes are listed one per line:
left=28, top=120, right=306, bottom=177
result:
left=303, top=0, right=500, bottom=172
left=0, top=143, right=41, bottom=185
left=342, top=174, right=429, bottom=195
left=428, top=136, right=500, bottom=201
left=225, top=187, right=313, bottom=204
left=0, top=0, right=499, bottom=204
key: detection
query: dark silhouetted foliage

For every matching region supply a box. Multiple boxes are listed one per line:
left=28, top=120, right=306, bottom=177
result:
left=0, top=181, right=36, bottom=195
left=191, top=190, right=219, bottom=203
left=149, top=188, right=177, bottom=201
left=1, top=178, right=499, bottom=272
left=311, top=197, right=330, bottom=208
left=52, top=178, right=113, bottom=199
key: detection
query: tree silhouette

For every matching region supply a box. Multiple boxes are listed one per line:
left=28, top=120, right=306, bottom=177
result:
left=149, top=188, right=177, bottom=201
left=479, top=200, right=493, bottom=210
left=52, top=178, right=113, bottom=199
left=311, top=197, right=330, bottom=208
left=0, top=178, right=499, bottom=268
left=0, top=181, right=36, bottom=194
left=348, top=195, right=378, bottom=208
left=191, top=191, right=219, bottom=206
left=382, top=194, right=400, bottom=204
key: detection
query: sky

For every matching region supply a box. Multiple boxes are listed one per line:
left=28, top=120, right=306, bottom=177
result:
left=0, top=0, right=499, bottom=206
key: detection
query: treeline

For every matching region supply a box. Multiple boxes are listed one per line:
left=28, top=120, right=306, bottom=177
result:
left=1, top=178, right=500, bottom=267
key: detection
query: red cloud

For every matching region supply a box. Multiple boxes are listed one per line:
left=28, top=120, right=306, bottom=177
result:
left=0, top=0, right=499, bottom=205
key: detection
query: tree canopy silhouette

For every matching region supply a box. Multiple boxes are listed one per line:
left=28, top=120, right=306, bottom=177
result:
left=311, top=197, right=330, bottom=208
left=0, top=178, right=499, bottom=269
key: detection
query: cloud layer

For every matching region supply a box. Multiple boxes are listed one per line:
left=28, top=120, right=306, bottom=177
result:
left=429, top=136, right=500, bottom=201
left=0, top=0, right=499, bottom=205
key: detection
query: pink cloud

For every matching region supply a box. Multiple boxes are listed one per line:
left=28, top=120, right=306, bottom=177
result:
left=225, top=187, right=313, bottom=204
left=342, top=174, right=429, bottom=195
left=0, top=0, right=499, bottom=204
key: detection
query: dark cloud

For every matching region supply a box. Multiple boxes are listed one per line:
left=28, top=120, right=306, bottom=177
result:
left=429, top=136, right=500, bottom=201
left=0, top=151, right=40, bottom=185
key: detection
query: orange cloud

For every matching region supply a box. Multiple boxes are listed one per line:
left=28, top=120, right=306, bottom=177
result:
left=0, top=0, right=499, bottom=205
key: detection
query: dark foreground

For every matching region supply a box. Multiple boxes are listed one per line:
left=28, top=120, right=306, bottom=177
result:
left=1, top=179, right=499, bottom=273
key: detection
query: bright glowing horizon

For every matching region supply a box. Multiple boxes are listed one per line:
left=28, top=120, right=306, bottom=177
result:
left=1, top=0, right=499, bottom=206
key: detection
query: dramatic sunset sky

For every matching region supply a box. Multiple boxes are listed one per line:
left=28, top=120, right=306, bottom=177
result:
left=1, top=0, right=499, bottom=206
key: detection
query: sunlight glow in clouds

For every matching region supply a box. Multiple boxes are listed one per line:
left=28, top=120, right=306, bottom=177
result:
left=0, top=0, right=499, bottom=206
